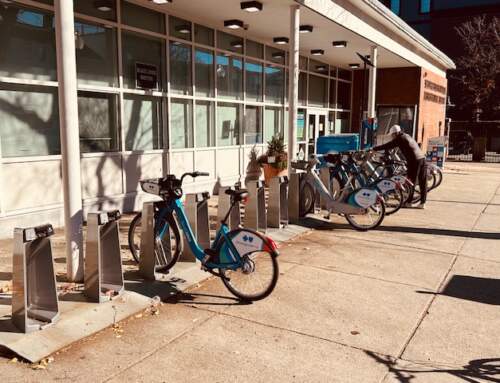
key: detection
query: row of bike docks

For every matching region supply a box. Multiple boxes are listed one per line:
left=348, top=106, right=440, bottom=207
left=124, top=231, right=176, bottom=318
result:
left=7, top=174, right=306, bottom=334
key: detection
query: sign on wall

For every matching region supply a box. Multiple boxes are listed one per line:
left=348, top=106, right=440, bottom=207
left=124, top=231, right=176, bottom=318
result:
left=135, top=62, right=158, bottom=90
left=426, top=136, right=448, bottom=169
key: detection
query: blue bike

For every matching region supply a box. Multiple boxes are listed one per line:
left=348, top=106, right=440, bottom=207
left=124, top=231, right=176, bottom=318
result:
left=132, top=171, right=280, bottom=301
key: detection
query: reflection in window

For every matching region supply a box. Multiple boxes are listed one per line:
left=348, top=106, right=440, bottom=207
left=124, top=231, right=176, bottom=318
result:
left=329, top=79, right=337, bottom=108
left=308, top=75, right=328, bottom=107
left=244, top=105, right=262, bottom=145
left=297, top=109, right=306, bottom=141
left=194, top=24, right=214, bottom=46
left=299, top=72, right=307, bottom=106
left=0, top=4, right=57, bottom=81
left=123, top=95, right=162, bottom=151
left=216, top=55, right=243, bottom=100
left=420, top=0, right=431, bottom=13
left=195, top=101, right=214, bottom=148
left=266, top=46, right=285, bottom=65
left=122, top=31, right=164, bottom=90
left=336, top=112, right=351, bottom=133
left=264, top=107, right=283, bottom=143
left=337, top=81, right=352, bottom=110
left=245, top=60, right=263, bottom=102
left=195, top=48, right=214, bottom=97
left=78, top=91, right=119, bottom=153
left=170, top=42, right=192, bottom=95
left=390, top=0, right=400, bottom=15
left=217, top=31, right=243, bottom=54
left=75, top=21, right=118, bottom=87
left=121, top=1, right=164, bottom=33
left=169, top=16, right=191, bottom=41
left=217, top=103, right=240, bottom=146
left=170, top=99, right=193, bottom=149
left=246, top=40, right=263, bottom=59
left=265, top=66, right=284, bottom=104
left=0, top=84, right=60, bottom=157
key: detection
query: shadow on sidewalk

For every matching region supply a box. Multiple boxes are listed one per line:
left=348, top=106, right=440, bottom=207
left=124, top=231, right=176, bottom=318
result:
left=366, top=351, right=500, bottom=383
left=417, top=275, right=500, bottom=306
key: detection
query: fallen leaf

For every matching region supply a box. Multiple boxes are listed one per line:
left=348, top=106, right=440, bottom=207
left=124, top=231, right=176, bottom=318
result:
left=350, top=331, right=360, bottom=335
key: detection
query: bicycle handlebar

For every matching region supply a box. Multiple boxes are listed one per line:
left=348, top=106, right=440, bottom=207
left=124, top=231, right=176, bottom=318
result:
left=180, top=171, right=210, bottom=184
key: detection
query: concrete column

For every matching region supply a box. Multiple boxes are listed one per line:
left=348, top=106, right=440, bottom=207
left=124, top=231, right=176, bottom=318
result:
left=54, top=0, right=84, bottom=282
left=287, top=5, right=300, bottom=177
left=367, top=46, right=378, bottom=119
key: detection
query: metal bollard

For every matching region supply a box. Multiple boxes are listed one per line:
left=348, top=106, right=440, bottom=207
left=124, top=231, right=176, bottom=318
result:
left=319, top=167, right=331, bottom=210
left=267, top=176, right=289, bottom=228
left=85, top=210, right=124, bottom=303
left=139, top=201, right=172, bottom=281
left=244, top=180, right=267, bottom=232
left=288, top=172, right=301, bottom=224
left=181, top=192, right=210, bottom=262
left=12, top=224, right=59, bottom=333
left=217, top=185, right=241, bottom=231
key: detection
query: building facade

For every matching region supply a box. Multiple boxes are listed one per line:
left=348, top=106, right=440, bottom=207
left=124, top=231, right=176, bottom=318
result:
left=0, top=0, right=454, bottom=238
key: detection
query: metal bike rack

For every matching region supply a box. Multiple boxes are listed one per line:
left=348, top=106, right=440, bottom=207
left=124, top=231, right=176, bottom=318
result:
left=288, top=172, right=301, bottom=224
left=244, top=180, right=267, bottom=232
left=267, top=176, right=289, bottom=228
left=217, top=185, right=241, bottom=231
left=319, top=167, right=331, bottom=210
left=139, top=201, right=171, bottom=281
left=181, top=192, right=210, bottom=262
left=12, top=224, right=59, bottom=333
left=84, top=210, right=124, bottom=303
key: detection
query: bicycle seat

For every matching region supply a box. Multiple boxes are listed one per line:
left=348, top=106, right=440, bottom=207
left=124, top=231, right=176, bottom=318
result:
left=225, top=188, right=248, bottom=201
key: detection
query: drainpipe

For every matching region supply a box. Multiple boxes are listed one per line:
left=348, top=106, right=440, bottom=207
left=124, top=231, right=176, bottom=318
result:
left=288, top=5, right=300, bottom=176
left=54, top=0, right=84, bottom=282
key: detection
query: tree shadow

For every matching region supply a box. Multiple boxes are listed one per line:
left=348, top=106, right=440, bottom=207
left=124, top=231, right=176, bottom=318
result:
left=366, top=351, right=500, bottom=383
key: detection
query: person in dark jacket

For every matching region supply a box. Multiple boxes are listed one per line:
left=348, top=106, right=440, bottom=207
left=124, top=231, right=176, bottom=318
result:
left=372, top=125, right=427, bottom=209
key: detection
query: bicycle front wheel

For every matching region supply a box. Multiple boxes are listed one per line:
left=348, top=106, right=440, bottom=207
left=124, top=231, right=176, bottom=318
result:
left=299, top=180, right=315, bottom=217
left=128, top=212, right=142, bottom=263
left=384, top=188, right=404, bottom=216
left=345, top=200, right=385, bottom=231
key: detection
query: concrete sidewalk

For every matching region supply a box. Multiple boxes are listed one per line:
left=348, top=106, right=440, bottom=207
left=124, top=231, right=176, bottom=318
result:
left=1, top=162, right=500, bottom=382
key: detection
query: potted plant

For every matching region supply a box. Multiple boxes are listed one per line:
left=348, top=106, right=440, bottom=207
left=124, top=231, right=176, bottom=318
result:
left=258, top=135, right=288, bottom=185
left=245, top=145, right=262, bottom=186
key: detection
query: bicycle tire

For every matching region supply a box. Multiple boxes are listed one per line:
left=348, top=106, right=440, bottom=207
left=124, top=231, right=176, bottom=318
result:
left=345, top=199, right=385, bottom=231
left=299, top=180, right=316, bottom=217
left=384, top=188, right=404, bottom=216
left=128, top=212, right=142, bottom=263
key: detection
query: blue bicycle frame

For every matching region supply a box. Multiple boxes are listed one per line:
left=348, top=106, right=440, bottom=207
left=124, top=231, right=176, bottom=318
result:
left=155, top=199, right=245, bottom=271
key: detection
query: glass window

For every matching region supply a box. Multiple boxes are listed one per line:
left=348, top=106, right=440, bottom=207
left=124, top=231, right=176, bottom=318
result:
left=195, top=101, right=214, bottom=148
left=78, top=91, right=119, bottom=153
left=216, top=54, right=243, bottom=100
left=123, top=95, right=162, bottom=151
left=265, top=66, right=284, bottom=104
left=245, top=60, right=263, bottom=102
left=217, top=103, right=240, bottom=146
left=266, top=46, right=285, bottom=65
left=74, top=0, right=116, bottom=21
left=338, top=69, right=352, bottom=81
left=75, top=21, right=118, bottom=87
left=420, top=0, right=431, bottom=13
left=170, top=99, right=193, bottom=149
left=0, top=84, right=60, bottom=157
left=194, top=24, right=214, bottom=46
left=244, top=105, right=262, bottom=145
left=246, top=40, right=263, bottom=59
left=217, top=31, right=243, bottom=54
left=169, top=42, right=192, bottom=95
left=329, top=79, right=337, bottom=109
left=299, top=56, right=308, bottom=71
left=328, top=111, right=336, bottom=135
left=308, top=75, right=328, bottom=107
left=298, top=72, right=307, bottom=106
left=122, top=31, right=164, bottom=90
left=121, top=1, right=165, bottom=33
left=338, top=81, right=352, bottom=110
left=264, top=107, right=283, bottom=143
left=390, top=0, right=400, bottom=15
left=0, top=5, right=57, bottom=81
left=309, top=59, right=328, bottom=75
left=336, top=112, right=350, bottom=133
left=329, top=67, right=338, bottom=78
left=297, top=109, right=306, bottom=141
left=169, top=16, right=191, bottom=41
left=195, top=48, right=214, bottom=97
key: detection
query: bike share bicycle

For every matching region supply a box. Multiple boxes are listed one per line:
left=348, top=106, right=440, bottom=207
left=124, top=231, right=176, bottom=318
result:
left=129, top=171, right=279, bottom=301
left=295, top=154, right=386, bottom=231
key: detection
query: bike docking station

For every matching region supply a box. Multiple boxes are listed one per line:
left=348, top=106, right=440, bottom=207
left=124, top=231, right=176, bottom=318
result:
left=267, top=176, right=289, bottom=228
left=288, top=171, right=302, bottom=224
left=181, top=192, right=211, bottom=262
left=84, top=211, right=124, bottom=303
left=11, top=224, right=59, bottom=333
left=319, top=167, right=332, bottom=211
left=139, top=201, right=171, bottom=281
left=244, top=180, right=267, bottom=233
left=218, top=185, right=241, bottom=230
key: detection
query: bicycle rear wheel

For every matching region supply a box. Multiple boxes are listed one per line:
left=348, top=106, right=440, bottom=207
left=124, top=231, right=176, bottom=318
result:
left=345, top=200, right=385, bottom=231
left=299, top=180, right=315, bottom=217
left=384, top=188, right=404, bottom=216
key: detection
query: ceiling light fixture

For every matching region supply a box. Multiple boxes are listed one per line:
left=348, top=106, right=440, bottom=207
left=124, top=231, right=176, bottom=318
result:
left=151, top=0, right=172, bottom=4
left=349, top=63, right=360, bottom=69
left=231, top=40, right=243, bottom=48
left=94, top=0, right=113, bottom=12
left=224, top=19, right=244, bottom=29
left=175, top=25, right=191, bottom=34
left=316, top=65, right=327, bottom=72
left=311, top=49, right=324, bottom=56
left=332, top=41, right=347, bottom=48
left=300, top=25, right=313, bottom=33
left=273, top=36, right=289, bottom=45
left=272, top=52, right=285, bottom=60
left=240, top=1, right=263, bottom=12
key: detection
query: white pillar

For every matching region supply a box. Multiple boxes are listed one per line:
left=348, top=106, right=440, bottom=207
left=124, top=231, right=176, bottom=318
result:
left=54, top=0, right=84, bottom=282
left=367, top=46, right=378, bottom=119
left=287, top=5, right=300, bottom=176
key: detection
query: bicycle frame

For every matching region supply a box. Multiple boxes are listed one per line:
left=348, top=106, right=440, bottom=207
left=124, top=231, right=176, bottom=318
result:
left=156, top=199, right=244, bottom=271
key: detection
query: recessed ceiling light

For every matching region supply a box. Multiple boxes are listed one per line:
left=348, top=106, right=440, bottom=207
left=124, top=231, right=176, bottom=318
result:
left=300, top=25, right=313, bottom=33
left=94, top=0, right=113, bottom=12
left=175, top=25, right=191, bottom=34
left=349, top=63, right=360, bottom=69
left=151, top=0, right=172, bottom=3
left=240, top=1, right=263, bottom=12
left=273, top=37, right=289, bottom=45
left=231, top=40, right=243, bottom=48
left=224, top=19, right=244, bottom=29
left=332, top=41, right=347, bottom=48
left=311, top=49, right=324, bottom=56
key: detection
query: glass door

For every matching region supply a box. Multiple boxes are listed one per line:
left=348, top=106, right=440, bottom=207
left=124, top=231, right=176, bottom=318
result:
left=307, top=111, right=328, bottom=156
